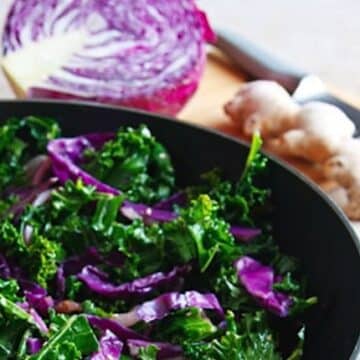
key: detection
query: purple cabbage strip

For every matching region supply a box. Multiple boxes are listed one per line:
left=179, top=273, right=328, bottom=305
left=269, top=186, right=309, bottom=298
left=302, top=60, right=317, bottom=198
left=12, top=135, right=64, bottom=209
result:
left=90, top=330, right=123, bottom=360
left=56, top=247, right=102, bottom=296
left=26, top=338, right=43, bottom=355
left=120, top=202, right=177, bottom=223
left=136, top=291, right=224, bottom=323
left=230, top=226, right=262, bottom=242
left=56, top=247, right=124, bottom=297
left=88, top=316, right=148, bottom=341
left=24, top=155, right=52, bottom=186
left=234, top=256, right=292, bottom=317
left=78, top=264, right=191, bottom=299
left=7, top=177, right=58, bottom=218
left=17, top=280, right=54, bottom=316
left=153, top=191, right=188, bottom=211
left=47, top=135, right=117, bottom=195
left=0, top=254, right=11, bottom=279
left=19, top=302, right=49, bottom=334
left=128, top=339, right=183, bottom=359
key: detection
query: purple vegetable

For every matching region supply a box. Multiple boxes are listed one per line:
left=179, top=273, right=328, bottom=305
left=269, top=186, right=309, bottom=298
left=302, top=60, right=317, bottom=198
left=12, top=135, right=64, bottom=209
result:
left=24, top=155, right=52, bottom=186
left=88, top=316, right=148, bottom=341
left=24, top=289, right=54, bottom=317
left=19, top=302, right=49, bottom=334
left=0, top=254, right=11, bottom=279
left=3, top=0, right=215, bottom=115
left=120, top=202, right=177, bottom=223
left=56, top=247, right=102, bottom=295
left=136, top=291, right=224, bottom=323
left=7, top=178, right=58, bottom=218
left=90, top=330, right=123, bottom=360
left=26, top=338, right=43, bottom=355
left=230, top=226, right=262, bottom=242
left=47, top=134, right=117, bottom=194
left=234, top=256, right=292, bottom=317
left=78, top=264, right=191, bottom=299
left=153, top=191, right=188, bottom=211
left=19, top=281, right=54, bottom=315
left=56, top=247, right=124, bottom=296
left=128, top=339, right=183, bottom=359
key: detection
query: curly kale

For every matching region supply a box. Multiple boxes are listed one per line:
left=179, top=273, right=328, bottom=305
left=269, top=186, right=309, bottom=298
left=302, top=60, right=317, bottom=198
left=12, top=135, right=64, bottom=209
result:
left=84, top=125, right=175, bottom=203
left=183, top=311, right=281, bottom=360
left=0, top=116, right=60, bottom=192
left=188, top=132, right=269, bottom=225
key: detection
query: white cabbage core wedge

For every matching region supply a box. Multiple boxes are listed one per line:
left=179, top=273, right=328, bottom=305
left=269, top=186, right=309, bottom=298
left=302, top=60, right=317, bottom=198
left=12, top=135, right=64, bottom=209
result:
left=2, top=31, right=86, bottom=96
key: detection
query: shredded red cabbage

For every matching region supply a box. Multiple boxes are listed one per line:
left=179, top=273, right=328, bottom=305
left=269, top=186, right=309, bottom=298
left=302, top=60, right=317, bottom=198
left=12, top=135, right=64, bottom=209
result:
left=135, top=291, right=224, bottom=323
left=26, top=338, right=43, bottom=355
left=88, top=316, right=148, bottom=341
left=78, top=264, right=191, bottom=299
left=90, top=330, right=123, bottom=360
left=234, top=256, right=292, bottom=317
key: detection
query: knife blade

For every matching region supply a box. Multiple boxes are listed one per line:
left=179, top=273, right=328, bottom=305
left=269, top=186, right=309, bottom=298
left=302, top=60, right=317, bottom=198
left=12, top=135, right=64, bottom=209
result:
left=215, top=28, right=360, bottom=135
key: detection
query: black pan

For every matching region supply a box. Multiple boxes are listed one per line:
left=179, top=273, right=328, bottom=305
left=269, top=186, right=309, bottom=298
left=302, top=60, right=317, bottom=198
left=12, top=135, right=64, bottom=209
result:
left=0, top=100, right=359, bottom=360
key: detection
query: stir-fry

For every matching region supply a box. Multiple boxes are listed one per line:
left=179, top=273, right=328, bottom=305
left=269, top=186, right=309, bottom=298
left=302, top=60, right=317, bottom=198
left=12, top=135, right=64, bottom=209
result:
left=0, top=116, right=316, bottom=359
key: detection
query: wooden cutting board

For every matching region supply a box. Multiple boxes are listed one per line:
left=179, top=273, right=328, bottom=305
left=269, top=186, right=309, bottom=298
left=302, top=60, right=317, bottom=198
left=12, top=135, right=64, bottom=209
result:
left=0, top=0, right=359, bottom=234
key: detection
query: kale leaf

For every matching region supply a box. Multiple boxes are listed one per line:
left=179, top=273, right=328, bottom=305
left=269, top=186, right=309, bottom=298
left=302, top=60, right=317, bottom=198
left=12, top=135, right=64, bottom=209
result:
left=84, top=125, right=175, bottom=203
left=183, top=311, right=281, bottom=360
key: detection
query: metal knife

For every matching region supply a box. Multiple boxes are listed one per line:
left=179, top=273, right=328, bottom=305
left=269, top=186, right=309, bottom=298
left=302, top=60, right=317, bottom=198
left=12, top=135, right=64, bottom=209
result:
left=215, top=28, right=360, bottom=135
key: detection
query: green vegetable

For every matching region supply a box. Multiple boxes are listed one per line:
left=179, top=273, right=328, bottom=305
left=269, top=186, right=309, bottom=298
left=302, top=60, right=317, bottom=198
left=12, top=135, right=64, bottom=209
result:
left=0, top=116, right=60, bottom=192
left=164, top=194, right=236, bottom=273
left=0, top=294, right=32, bottom=323
left=27, top=233, right=65, bottom=288
left=188, top=133, right=269, bottom=225
left=0, top=278, right=23, bottom=303
left=184, top=311, right=281, bottom=360
left=0, top=220, right=64, bottom=289
left=0, top=320, right=29, bottom=359
left=84, top=125, right=175, bottom=203
left=138, top=345, right=159, bottom=360
left=30, top=315, right=98, bottom=360
left=152, top=307, right=217, bottom=344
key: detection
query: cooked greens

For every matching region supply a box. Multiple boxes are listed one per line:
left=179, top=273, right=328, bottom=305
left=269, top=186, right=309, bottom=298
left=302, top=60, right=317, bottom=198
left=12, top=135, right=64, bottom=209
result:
left=0, top=117, right=315, bottom=359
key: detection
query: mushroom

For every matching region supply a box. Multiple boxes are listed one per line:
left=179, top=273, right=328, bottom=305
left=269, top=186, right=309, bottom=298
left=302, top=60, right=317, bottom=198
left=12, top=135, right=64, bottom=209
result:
left=224, top=80, right=299, bottom=138
left=269, top=102, right=356, bottom=163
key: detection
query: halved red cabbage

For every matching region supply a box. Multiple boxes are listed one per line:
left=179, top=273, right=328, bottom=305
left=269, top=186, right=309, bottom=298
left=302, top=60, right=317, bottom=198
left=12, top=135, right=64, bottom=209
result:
left=90, top=330, right=123, bottom=360
left=128, top=339, right=183, bottom=359
left=234, top=256, right=292, bottom=317
left=78, top=264, right=191, bottom=299
left=135, top=291, right=224, bottom=323
left=3, top=0, right=215, bottom=115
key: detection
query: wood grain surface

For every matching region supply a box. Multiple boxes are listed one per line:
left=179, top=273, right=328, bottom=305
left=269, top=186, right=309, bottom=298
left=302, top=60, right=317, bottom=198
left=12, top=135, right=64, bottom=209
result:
left=0, top=0, right=359, bottom=235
